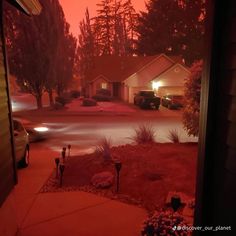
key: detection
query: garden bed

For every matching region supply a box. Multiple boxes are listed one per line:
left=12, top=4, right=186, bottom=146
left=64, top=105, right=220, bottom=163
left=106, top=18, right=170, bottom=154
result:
left=40, top=143, right=197, bottom=212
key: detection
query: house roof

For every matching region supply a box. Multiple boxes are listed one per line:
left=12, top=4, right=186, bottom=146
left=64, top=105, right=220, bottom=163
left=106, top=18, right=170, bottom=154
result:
left=87, top=54, right=184, bottom=83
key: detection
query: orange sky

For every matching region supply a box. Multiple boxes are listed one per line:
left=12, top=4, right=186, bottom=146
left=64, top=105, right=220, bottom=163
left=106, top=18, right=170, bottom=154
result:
left=59, top=0, right=146, bottom=37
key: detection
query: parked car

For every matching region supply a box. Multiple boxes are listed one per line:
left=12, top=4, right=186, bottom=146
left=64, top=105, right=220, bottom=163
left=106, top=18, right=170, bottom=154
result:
left=13, top=117, right=49, bottom=142
left=134, top=90, right=161, bottom=109
left=161, top=94, right=184, bottom=109
left=13, top=119, right=29, bottom=167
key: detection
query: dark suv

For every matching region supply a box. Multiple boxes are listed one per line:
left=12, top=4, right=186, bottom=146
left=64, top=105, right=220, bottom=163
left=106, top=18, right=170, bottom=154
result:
left=161, top=94, right=184, bottom=109
left=134, top=90, right=161, bottom=109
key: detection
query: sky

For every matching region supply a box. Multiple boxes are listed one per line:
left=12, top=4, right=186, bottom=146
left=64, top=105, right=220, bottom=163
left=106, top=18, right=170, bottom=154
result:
left=59, top=0, right=147, bottom=37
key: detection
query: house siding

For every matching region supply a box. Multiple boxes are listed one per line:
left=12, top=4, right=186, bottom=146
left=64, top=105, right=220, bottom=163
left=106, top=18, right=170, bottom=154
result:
left=125, top=55, right=173, bottom=87
left=0, top=1, right=16, bottom=207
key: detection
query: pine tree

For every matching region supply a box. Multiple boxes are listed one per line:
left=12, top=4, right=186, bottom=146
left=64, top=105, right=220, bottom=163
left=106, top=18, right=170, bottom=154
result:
left=77, top=8, right=95, bottom=94
left=136, top=0, right=205, bottom=65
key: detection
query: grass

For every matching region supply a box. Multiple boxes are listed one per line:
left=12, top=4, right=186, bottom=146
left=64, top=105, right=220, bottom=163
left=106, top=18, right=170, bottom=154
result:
left=168, top=129, right=180, bottom=143
left=131, top=124, right=156, bottom=144
left=95, top=137, right=112, bottom=161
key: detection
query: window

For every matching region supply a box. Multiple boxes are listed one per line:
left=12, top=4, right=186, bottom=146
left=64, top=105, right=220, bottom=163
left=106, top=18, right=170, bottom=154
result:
left=101, top=82, right=107, bottom=89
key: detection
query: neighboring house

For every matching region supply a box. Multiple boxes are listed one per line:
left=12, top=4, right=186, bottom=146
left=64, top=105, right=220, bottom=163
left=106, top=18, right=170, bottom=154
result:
left=0, top=1, right=41, bottom=236
left=86, top=54, right=190, bottom=103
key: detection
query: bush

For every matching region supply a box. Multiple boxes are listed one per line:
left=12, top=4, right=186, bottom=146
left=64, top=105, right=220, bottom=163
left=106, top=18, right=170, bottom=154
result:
left=91, top=171, right=114, bottom=189
left=141, top=210, right=192, bottom=236
left=55, top=96, right=70, bottom=106
left=70, top=90, right=80, bottom=98
left=131, top=124, right=156, bottom=144
left=82, top=98, right=97, bottom=106
left=168, top=129, right=180, bottom=143
left=95, top=137, right=112, bottom=161
left=53, top=102, right=64, bottom=110
left=183, top=60, right=202, bottom=137
left=96, top=88, right=111, bottom=96
left=92, top=94, right=111, bottom=101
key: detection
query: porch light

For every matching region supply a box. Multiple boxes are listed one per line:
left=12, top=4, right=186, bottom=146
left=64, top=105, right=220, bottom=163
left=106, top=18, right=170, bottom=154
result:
left=152, top=81, right=161, bottom=90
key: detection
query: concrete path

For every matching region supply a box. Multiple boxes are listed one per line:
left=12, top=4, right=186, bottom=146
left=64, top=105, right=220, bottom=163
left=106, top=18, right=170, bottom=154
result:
left=12, top=147, right=147, bottom=236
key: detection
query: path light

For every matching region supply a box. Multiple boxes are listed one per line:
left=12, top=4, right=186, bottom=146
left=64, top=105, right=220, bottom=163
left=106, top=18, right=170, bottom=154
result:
left=59, top=163, right=65, bottom=187
left=114, top=161, right=122, bottom=193
left=68, top=144, right=71, bottom=157
left=54, top=157, right=60, bottom=178
left=62, top=147, right=66, bottom=162
left=171, top=194, right=181, bottom=212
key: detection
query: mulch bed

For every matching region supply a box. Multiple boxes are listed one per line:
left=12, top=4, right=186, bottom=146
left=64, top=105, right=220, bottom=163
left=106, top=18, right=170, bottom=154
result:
left=40, top=143, right=197, bottom=212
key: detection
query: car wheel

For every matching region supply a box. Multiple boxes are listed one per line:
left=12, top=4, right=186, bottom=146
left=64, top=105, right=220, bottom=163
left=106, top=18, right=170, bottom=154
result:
left=20, top=146, right=29, bottom=168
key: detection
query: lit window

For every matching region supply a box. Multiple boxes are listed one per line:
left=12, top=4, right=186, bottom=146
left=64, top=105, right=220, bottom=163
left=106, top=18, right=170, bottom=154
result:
left=101, top=83, right=107, bottom=89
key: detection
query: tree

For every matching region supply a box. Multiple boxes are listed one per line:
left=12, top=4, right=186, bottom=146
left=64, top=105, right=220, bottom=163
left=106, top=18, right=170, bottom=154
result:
left=136, top=0, right=205, bottom=65
left=77, top=8, right=95, bottom=94
left=91, top=0, right=138, bottom=56
left=4, top=0, right=77, bottom=108
left=183, top=60, right=203, bottom=137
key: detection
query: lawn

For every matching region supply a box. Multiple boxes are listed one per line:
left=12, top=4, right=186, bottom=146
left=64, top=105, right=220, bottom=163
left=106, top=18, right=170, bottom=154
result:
left=41, top=142, right=197, bottom=212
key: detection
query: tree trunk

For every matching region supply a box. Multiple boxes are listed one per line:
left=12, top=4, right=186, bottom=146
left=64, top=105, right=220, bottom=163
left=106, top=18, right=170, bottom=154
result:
left=48, top=89, right=54, bottom=107
left=36, top=95, right=43, bottom=109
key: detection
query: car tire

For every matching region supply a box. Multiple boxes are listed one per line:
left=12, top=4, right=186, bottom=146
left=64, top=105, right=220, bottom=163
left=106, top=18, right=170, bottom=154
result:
left=20, top=146, right=29, bottom=168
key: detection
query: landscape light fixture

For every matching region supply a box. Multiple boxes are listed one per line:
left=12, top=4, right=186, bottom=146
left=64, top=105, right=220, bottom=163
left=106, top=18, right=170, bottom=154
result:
left=114, top=161, right=122, bottom=193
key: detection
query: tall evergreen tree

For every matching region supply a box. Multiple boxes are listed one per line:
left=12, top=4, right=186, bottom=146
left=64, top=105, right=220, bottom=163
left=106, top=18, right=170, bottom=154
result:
left=77, top=8, right=95, bottom=94
left=136, top=0, right=205, bottom=65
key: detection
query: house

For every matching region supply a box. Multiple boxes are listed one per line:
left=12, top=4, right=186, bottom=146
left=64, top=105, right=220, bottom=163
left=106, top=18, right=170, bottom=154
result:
left=0, top=1, right=41, bottom=235
left=86, top=54, right=190, bottom=103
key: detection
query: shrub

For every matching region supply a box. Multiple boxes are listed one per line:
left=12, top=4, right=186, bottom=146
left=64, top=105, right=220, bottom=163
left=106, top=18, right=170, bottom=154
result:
left=131, top=124, right=156, bottom=144
left=92, top=94, right=111, bottom=101
left=91, top=171, right=114, bottom=189
left=168, top=129, right=180, bottom=143
left=82, top=98, right=97, bottom=106
left=183, top=60, right=202, bottom=137
left=55, top=96, right=70, bottom=106
left=53, top=102, right=64, bottom=110
left=95, top=137, right=112, bottom=161
left=96, top=88, right=111, bottom=96
left=141, top=210, right=192, bottom=236
left=70, top=90, right=80, bottom=98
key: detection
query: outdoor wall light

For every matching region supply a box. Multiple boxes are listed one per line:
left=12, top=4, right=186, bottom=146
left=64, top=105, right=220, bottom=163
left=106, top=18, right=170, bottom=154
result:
left=152, top=81, right=161, bottom=90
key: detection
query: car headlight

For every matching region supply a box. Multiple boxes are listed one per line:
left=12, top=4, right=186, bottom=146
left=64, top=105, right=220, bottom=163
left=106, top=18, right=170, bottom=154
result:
left=33, top=127, right=49, bottom=132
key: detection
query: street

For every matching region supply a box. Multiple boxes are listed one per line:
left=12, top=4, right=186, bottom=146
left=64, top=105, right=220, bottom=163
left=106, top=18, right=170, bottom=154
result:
left=12, top=93, right=197, bottom=156
left=25, top=113, right=197, bottom=156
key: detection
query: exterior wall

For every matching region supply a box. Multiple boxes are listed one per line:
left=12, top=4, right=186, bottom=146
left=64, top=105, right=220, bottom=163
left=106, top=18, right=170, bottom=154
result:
left=89, top=77, right=112, bottom=97
left=156, top=86, right=184, bottom=97
left=0, top=0, right=16, bottom=207
left=0, top=1, right=18, bottom=235
left=124, top=55, right=173, bottom=87
left=128, top=86, right=149, bottom=103
left=152, top=65, right=190, bottom=97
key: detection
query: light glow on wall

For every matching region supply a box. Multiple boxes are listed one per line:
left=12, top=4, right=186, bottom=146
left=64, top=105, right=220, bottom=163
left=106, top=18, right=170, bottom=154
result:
left=152, top=81, right=162, bottom=90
